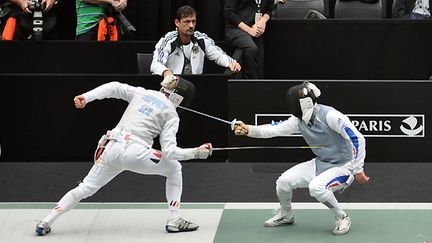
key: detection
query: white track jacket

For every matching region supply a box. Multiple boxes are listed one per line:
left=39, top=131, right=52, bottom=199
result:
left=151, top=31, right=236, bottom=75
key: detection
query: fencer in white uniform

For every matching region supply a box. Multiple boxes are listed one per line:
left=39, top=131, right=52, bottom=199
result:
left=234, top=82, right=370, bottom=235
left=35, top=77, right=213, bottom=235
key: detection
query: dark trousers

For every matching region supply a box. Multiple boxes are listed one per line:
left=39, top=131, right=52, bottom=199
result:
left=225, top=27, right=264, bottom=79
left=76, top=25, right=98, bottom=40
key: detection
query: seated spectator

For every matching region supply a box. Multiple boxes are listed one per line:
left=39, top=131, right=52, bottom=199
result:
left=1, top=0, right=58, bottom=40
left=150, top=5, right=241, bottom=78
left=224, top=0, right=274, bottom=79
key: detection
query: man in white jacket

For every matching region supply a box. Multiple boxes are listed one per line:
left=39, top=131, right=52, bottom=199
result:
left=35, top=78, right=213, bottom=236
left=233, top=82, right=370, bottom=235
left=151, top=5, right=241, bottom=77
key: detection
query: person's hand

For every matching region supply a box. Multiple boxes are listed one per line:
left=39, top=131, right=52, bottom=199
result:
left=254, top=20, right=267, bottom=36
left=229, top=62, right=241, bottom=73
left=18, top=0, right=32, bottom=14
left=162, top=69, right=174, bottom=78
left=233, top=121, right=249, bottom=136
left=41, top=0, right=56, bottom=12
left=246, top=25, right=261, bottom=37
left=195, top=143, right=213, bottom=159
left=112, top=0, right=127, bottom=12
left=74, top=95, right=87, bottom=108
left=160, top=74, right=179, bottom=90
left=355, top=172, right=370, bottom=184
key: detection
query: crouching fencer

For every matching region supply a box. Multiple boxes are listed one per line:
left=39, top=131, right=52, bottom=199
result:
left=35, top=77, right=213, bottom=235
left=233, top=82, right=370, bottom=235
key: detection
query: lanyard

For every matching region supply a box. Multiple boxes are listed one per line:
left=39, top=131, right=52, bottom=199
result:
left=255, top=0, right=261, bottom=12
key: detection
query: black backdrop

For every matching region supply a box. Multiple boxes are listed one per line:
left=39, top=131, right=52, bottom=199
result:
left=0, top=74, right=230, bottom=162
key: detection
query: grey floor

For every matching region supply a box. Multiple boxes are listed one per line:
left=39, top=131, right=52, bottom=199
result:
left=1, top=162, right=432, bottom=243
left=0, top=162, right=431, bottom=202
left=1, top=202, right=431, bottom=243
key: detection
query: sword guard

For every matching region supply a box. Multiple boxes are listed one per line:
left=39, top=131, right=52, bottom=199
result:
left=230, top=119, right=238, bottom=130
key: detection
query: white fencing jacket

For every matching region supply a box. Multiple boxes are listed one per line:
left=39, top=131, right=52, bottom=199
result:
left=83, top=81, right=202, bottom=161
left=151, top=31, right=236, bottom=75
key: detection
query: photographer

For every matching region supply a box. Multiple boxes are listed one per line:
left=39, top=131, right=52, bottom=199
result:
left=0, top=0, right=58, bottom=40
left=75, top=0, right=133, bottom=41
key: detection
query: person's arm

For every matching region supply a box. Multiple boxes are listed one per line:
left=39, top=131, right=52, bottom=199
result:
left=159, top=117, right=212, bottom=160
left=198, top=32, right=241, bottom=72
left=234, top=116, right=300, bottom=138
left=253, top=0, right=273, bottom=36
left=9, top=0, right=31, bottom=13
left=150, top=33, right=176, bottom=77
left=80, top=0, right=126, bottom=11
left=224, top=0, right=243, bottom=28
left=74, top=81, right=135, bottom=109
left=326, top=110, right=369, bottom=184
left=253, top=13, right=270, bottom=36
left=41, top=0, right=57, bottom=12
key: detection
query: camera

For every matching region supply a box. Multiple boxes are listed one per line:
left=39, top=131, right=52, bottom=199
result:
left=28, top=0, right=44, bottom=41
left=28, top=0, right=44, bottom=12
left=0, top=2, right=12, bottom=18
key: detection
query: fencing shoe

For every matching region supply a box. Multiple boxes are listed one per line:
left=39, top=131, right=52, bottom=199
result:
left=35, top=221, right=51, bottom=236
left=264, top=208, right=294, bottom=227
left=333, top=214, right=351, bottom=235
left=166, top=217, right=199, bottom=233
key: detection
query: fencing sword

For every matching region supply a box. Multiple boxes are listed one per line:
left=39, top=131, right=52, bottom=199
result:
left=212, top=146, right=322, bottom=151
left=177, top=106, right=322, bottom=151
left=129, top=89, right=320, bottom=151
left=178, top=105, right=238, bottom=129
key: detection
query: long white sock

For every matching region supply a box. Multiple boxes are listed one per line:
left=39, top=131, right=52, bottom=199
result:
left=166, top=171, right=182, bottom=220
left=42, top=189, right=80, bottom=225
left=319, top=191, right=346, bottom=218
left=276, top=185, right=293, bottom=216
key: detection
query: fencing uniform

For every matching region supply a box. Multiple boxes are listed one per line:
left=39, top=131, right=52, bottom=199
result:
left=38, top=81, right=208, bottom=234
left=248, top=104, right=365, bottom=193
left=248, top=103, right=365, bottom=234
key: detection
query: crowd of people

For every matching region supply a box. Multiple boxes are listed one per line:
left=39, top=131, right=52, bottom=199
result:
left=0, top=0, right=429, bottom=77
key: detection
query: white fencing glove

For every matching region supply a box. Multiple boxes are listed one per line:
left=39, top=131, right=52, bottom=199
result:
left=195, top=143, right=213, bottom=159
left=160, top=74, right=179, bottom=90
left=233, top=121, right=249, bottom=136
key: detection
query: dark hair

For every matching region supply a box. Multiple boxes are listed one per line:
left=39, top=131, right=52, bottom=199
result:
left=176, top=5, right=196, bottom=21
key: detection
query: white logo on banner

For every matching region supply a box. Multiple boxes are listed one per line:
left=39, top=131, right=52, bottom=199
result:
left=400, top=116, right=423, bottom=136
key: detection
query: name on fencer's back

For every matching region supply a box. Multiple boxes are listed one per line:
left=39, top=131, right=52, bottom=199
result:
left=138, top=95, right=169, bottom=116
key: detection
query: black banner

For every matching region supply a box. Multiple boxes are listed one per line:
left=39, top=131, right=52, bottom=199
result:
left=228, top=80, right=432, bottom=162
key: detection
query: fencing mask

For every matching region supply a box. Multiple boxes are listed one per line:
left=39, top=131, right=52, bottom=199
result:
left=286, top=81, right=321, bottom=124
left=160, top=76, right=195, bottom=108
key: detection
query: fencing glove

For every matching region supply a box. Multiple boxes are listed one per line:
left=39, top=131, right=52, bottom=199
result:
left=234, top=121, right=249, bottom=136
left=195, top=143, right=213, bottom=159
left=161, top=74, right=179, bottom=90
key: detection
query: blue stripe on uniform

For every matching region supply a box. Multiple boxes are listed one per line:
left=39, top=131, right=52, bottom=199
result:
left=325, top=175, right=350, bottom=187
left=344, top=127, right=359, bottom=158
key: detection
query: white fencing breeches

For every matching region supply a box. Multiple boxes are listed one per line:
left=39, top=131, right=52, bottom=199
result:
left=275, top=159, right=352, bottom=217
left=44, top=139, right=183, bottom=225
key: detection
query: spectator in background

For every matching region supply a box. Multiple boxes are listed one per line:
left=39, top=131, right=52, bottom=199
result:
left=75, top=0, right=127, bottom=41
left=393, top=0, right=431, bottom=19
left=151, top=5, right=241, bottom=78
left=224, top=0, right=274, bottom=79
left=0, top=0, right=58, bottom=40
